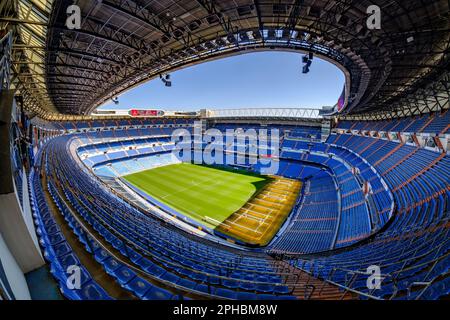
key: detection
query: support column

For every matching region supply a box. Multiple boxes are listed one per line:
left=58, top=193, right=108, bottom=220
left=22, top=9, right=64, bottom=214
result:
left=0, top=90, right=44, bottom=300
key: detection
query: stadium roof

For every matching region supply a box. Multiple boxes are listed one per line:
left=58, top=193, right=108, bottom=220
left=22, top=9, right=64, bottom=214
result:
left=2, top=0, right=449, bottom=118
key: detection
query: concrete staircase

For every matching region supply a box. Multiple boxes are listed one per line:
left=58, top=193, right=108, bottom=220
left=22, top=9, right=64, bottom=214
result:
left=274, top=260, right=356, bottom=300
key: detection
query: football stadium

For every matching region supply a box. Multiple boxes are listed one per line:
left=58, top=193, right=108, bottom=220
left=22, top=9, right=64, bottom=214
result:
left=0, top=0, right=449, bottom=304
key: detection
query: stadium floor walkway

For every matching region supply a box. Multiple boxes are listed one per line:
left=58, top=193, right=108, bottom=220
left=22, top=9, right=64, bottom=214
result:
left=274, top=260, right=356, bottom=300
left=25, top=265, right=64, bottom=300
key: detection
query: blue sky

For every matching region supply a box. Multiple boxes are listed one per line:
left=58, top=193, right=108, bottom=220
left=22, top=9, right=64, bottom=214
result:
left=98, top=51, right=345, bottom=111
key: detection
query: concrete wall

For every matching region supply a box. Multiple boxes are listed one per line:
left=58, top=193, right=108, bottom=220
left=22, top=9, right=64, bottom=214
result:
left=0, top=232, right=31, bottom=300
left=0, top=192, right=44, bottom=275
left=19, top=169, right=41, bottom=253
left=0, top=90, right=45, bottom=299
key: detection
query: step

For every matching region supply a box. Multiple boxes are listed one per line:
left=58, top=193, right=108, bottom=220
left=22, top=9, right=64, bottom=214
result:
left=273, top=260, right=357, bottom=300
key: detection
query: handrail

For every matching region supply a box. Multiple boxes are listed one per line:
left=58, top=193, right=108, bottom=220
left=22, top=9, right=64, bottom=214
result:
left=291, top=229, right=450, bottom=300
left=293, top=264, right=384, bottom=300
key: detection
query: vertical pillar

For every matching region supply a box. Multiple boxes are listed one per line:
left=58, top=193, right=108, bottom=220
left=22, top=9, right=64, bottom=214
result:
left=0, top=90, right=44, bottom=300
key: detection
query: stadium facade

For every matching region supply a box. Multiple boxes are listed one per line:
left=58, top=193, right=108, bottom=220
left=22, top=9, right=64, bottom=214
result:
left=0, top=0, right=449, bottom=301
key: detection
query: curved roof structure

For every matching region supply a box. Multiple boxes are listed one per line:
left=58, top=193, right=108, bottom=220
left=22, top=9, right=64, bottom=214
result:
left=4, top=0, right=450, bottom=117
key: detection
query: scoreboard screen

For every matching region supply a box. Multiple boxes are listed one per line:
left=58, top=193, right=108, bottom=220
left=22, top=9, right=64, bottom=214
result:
left=129, top=109, right=164, bottom=117
left=336, top=85, right=346, bottom=113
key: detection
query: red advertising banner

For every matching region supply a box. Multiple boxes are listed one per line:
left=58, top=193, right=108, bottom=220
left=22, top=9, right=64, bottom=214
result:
left=129, top=109, right=163, bottom=117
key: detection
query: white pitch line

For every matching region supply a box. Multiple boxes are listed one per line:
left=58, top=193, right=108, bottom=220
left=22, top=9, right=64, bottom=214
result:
left=160, top=172, right=229, bottom=200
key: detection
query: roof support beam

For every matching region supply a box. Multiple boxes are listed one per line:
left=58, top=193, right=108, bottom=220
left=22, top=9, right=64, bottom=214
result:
left=196, top=0, right=233, bottom=34
left=0, top=17, right=48, bottom=26
left=100, top=0, right=192, bottom=49
left=286, top=0, right=305, bottom=31
left=253, top=0, right=263, bottom=30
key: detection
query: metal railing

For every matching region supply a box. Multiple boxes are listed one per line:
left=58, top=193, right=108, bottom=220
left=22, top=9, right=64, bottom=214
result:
left=0, top=31, right=12, bottom=91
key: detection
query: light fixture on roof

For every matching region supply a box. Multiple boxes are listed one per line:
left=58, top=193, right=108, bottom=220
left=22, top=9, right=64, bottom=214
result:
left=407, top=36, right=414, bottom=43
left=302, top=52, right=313, bottom=74
left=166, top=11, right=176, bottom=22
left=302, top=65, right=310, bottom=74
left=160, top=74, right=172, bottom=87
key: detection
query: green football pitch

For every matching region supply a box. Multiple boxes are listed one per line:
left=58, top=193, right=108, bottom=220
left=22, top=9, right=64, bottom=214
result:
left=123, top=163, right=270, bottom=228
